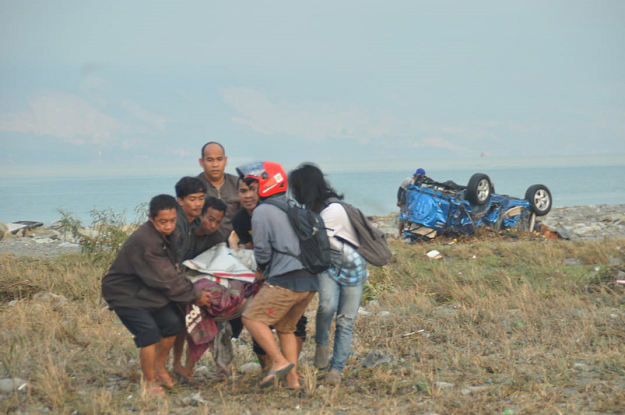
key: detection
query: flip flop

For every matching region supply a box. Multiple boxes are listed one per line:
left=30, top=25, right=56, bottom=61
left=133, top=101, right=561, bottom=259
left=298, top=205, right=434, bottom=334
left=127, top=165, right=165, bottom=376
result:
left=155, top=373, right=175, bottom=389
left=259, top=363, right=294, bottom=389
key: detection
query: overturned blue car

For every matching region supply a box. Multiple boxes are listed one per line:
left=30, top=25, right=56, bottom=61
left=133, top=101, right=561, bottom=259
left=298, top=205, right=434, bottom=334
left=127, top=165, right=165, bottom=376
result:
left=400, top=173, right=552, bottom=242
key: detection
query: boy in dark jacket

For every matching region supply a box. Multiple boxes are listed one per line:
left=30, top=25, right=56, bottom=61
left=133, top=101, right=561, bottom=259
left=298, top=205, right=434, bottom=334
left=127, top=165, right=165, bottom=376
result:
left=102, top=194, right=211, bottom=395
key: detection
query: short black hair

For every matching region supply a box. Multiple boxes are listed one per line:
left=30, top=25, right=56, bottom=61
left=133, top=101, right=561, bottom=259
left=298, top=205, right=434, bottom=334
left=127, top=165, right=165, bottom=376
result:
left=200, top=141, right=226, bottom=158
left=149, top=194, right=178, bottom=218
left=175, top=176, right=207, bottom=199
left=201, top=196, right=227, bottom=216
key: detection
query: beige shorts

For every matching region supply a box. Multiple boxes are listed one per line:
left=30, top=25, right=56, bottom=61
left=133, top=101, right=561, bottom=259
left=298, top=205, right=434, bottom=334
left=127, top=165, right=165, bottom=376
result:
left=242, top=283, right=315, bottom=334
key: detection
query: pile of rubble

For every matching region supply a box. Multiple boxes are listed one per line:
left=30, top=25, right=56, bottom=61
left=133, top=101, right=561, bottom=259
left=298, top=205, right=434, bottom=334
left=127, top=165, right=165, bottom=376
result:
left=0, top=221, right=81, bottom=258
left=369, top=204, right=625, bottom=241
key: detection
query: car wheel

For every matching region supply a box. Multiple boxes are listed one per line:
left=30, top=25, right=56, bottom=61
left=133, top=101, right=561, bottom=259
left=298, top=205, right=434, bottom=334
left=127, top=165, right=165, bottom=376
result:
left=465, top=173, right=491, bottom=206
left=525, top=184, right=552, bottom=216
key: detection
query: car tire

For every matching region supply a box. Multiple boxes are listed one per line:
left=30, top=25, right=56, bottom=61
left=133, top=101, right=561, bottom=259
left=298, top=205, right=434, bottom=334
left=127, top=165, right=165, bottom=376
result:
left=525, top=184, right=552, bottom=216
left=465, top=173, right=492, bottom=206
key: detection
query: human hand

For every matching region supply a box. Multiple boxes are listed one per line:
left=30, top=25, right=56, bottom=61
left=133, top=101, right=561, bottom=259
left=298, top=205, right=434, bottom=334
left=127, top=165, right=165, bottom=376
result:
left=228, top=231, right=240, bottom=251
left=396, top=201, right=401, bottom=207
left=197, top=291, right=212, bottom=307
left=255, top=270, right=264, bottom=281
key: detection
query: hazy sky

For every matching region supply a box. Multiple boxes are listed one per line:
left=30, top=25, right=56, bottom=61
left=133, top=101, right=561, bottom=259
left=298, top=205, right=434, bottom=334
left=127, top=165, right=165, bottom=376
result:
left=1, top=0, right=624, bottom=176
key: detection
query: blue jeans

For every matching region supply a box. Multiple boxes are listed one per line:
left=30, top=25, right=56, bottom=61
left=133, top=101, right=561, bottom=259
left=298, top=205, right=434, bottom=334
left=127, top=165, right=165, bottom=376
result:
left=315, top=272, right=365, bottom=373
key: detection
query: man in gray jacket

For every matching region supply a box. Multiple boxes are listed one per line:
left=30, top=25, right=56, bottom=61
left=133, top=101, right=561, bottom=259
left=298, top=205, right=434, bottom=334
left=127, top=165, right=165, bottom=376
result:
left=197, top=141, right=240, bottom=235
left=102, top=194, right=211, bottom=395
left=238, top=161, right=318, bottom=390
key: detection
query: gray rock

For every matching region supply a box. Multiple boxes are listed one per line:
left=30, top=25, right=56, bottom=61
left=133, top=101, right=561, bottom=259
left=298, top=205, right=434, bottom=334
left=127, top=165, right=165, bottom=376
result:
left=0, top=378, right=28, bottom=394
left=573, top=362, right=591, bottom=372
left=434, top=381, right=454, bottom=389
left=32, top=292, right=68, bottom=307
left=368, top=300, right=380, bottom=308
left=574, top=226, right=602, bottom=235
left=34, top=238, right=55, bottom=244
left=58, top=241, right=79, bottom=248
left=460, top=385, right=489, bottom=395
left=358, top=308, right=371, bottom=317
left=564, top=258, right=582, bottom=266
left=33, top=231, right=61, bottom=240
left=538, top=205, right=625, bottom=240
left=432, top=304, right=460, bottom=318
left=377, top=311, right=391, bottom=318
left=182, top=392, right=209, bottom=405
left=238, top=362, right=261, bottom=374
left=363, top=350, right=392, bottom=368
left=555, top=224, right=572, bottom=240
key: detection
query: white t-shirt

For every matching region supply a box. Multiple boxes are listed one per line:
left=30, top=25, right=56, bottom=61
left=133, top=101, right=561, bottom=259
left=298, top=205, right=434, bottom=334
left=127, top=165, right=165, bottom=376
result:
left=320, top=203, right=359, bottom=249
left=400, top=177, right=413, bottom=191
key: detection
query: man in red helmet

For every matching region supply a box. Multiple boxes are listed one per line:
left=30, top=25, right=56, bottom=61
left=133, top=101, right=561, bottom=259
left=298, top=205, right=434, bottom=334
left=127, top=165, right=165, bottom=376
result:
left=237, top=161, right=318, bottom=390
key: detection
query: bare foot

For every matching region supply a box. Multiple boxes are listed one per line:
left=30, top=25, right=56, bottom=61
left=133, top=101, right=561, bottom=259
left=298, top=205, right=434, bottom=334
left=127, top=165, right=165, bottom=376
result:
left=215, top=364, right=232, bottom=382
left=154, top=372, right=175, bottom=389
left=285, top=370, right=300, bottom=389
left=174, top=363, right=193, bottom=380
left=142, top=381, right=165, bottom=398
left=285, top=379, right=301, bottom=389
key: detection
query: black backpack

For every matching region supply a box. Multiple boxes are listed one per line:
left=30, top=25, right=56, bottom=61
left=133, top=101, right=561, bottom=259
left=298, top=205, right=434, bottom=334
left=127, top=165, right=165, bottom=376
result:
left=325, top=197, right=392, bottom=266
left=263, top=198, right=332, bottom=274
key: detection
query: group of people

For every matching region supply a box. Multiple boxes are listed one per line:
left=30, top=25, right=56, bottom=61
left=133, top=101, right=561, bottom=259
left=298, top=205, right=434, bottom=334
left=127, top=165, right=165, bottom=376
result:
left=101, top=142, right=370, bottom=396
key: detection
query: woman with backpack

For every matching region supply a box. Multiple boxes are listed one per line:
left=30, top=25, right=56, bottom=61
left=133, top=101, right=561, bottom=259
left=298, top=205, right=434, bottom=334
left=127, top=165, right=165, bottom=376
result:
left=289, top=163, right=369, bottom=384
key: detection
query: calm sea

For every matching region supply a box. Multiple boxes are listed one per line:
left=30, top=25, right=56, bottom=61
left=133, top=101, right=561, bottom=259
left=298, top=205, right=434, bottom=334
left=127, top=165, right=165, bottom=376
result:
left=1, top=161, right=624, bottom=226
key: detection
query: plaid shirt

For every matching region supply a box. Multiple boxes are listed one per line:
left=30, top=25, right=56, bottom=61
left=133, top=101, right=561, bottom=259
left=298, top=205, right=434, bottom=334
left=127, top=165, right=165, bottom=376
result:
left=327, top=241, right=368, bottom=286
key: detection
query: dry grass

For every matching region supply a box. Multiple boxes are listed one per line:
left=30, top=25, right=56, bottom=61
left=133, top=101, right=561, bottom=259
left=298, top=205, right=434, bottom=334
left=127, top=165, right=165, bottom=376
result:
left=1, top=235, right=625, bottom=414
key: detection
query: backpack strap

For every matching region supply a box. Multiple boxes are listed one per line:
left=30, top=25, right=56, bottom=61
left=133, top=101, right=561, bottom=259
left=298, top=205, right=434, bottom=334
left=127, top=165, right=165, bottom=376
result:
left=260, top=197, right=298, bottom=259
left=323, top=197, right=341, bottom=210
left=262, top=197, right=289, bottom=213
left=323, top=197, right=377, bottom=239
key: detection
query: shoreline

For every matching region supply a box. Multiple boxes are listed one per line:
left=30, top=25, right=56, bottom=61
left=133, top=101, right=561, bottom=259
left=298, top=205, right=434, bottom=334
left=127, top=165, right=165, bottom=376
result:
left=2, top=204, right=624, bottom=259
left=2, top=202, right=625, bottom=229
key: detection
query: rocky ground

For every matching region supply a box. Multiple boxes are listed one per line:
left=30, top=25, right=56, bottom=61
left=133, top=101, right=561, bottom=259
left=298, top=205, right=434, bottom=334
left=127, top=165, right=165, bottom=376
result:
left=1, top=204, right=624, bottom=258
left=0, top=222, right=81, bottom=258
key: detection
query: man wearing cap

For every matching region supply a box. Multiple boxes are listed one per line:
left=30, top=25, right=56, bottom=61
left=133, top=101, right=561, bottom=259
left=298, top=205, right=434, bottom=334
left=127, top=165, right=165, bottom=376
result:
left=397, top=168, right=426, bottom=238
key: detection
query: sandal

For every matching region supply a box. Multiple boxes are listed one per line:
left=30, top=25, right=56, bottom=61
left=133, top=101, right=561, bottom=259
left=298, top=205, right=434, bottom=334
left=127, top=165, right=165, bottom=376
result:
left=260, top=363, right=294, bottom=389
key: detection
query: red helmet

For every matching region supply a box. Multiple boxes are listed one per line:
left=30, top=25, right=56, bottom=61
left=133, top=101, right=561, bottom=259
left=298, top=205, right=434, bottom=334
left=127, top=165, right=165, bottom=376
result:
left=236, top=161, right=287, bottom=198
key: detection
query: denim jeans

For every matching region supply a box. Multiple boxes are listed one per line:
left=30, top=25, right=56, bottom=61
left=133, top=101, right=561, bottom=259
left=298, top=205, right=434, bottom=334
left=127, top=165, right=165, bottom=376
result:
left=315, top=272, right=365, bottom=373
